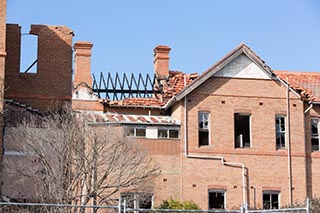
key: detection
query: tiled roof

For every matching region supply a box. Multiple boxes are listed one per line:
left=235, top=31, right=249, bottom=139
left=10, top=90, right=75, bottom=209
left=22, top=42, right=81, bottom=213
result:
left=82, top=111, right=180, bottom=125
left=107, top=98, right=164, bottom=107
left=274, top=70, right=320, bottom=102
left=162, top=71, right=198, bottom=101
left=105, top=71, right=198, bottom=107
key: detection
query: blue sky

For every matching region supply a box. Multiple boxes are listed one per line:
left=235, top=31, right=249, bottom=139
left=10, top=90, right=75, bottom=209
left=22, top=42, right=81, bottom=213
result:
left=7, top=0, right=320, bottom=78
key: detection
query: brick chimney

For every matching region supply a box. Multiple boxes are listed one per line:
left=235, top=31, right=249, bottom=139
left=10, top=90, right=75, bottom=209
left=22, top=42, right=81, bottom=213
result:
left=73, top=41, right=93, bottom=87
left=153, top=45, right=171, bottom=79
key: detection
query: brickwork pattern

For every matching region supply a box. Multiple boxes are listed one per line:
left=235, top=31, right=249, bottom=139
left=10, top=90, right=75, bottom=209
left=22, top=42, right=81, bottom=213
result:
left=5, top=24, right=73, bottom=111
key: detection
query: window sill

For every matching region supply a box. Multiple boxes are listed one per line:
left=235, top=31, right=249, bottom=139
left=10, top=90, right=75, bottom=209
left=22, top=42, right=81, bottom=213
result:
left=311, top=151, right=320, bottom=158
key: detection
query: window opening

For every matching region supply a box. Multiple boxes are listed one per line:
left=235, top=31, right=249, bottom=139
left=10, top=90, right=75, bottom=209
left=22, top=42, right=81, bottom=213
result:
left=275, top=116, right=286, bottom=149
left=20, top=33, right=38, bottom=73
left=263, top=191, right=280, bottom=209
left=234, top=114, right=251, bottom=148
left=169, top=129, right=179, bottom=138
left=311, top=118, right=320, bottom=151
left=121, top=192, right=152, bottom=209
left=158, top=129, right=168, bottom=138
left=208, top=190, right=225, bottom=209
left=199, top=112, right=209, bottom=146
left=126, top=126, right=146, bottom=138
left=158, top=128, right=180, bottom=139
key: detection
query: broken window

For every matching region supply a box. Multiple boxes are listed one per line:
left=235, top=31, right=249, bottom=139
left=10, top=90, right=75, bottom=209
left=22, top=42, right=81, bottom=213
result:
left=121, top=192, right=153, bottom=209
left=275, top=116, right=286, bottom=149
left=311, top=118, right=320, bottom=151
left=208, top=190, right=225, bottom=209
left=234, top=114, right=251, bottom=148
left=126, top=126, right=146, bottom=138
left=158, top=128, right=180, bottom=139
left=263, top=191, right=280, bottom=209
left=20, top=33, right=38, bottom=73
left=199, top=112, right=209, bottom=146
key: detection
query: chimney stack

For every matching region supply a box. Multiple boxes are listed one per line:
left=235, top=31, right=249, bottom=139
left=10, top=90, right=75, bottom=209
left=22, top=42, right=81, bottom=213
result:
left=73, top=41, right=93, bottom=87
left=153, top=45, right=171, bottom=79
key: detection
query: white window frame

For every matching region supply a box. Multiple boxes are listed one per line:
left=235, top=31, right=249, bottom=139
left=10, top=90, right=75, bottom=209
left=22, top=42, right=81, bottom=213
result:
left=198, top=112, right=210, bottom=146
left=263, top=191, right=280, bottom=209
left=311, top=118, right=320, bottom=151
left=121, top=192, right=153, bottom=209
left=126, top=126, right=146, bottom=138
left=208, top=189, right=226, bottom=210
left=275, top=116, right=286, bottom=149
left=158, top=127, right=180, bottom=139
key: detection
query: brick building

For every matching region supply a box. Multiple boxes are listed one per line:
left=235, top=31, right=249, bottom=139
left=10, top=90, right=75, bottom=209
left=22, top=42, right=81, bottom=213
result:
left=1, top=0, right=320, bottom=210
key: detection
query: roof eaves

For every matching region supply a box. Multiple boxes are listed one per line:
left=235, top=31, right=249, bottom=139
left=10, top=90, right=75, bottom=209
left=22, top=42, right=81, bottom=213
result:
left=107, top=104, right=163, bottom=109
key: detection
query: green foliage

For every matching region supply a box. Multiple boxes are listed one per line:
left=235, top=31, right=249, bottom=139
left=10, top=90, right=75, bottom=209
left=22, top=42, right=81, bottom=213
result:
left=155, top=198, right=201, bottom=210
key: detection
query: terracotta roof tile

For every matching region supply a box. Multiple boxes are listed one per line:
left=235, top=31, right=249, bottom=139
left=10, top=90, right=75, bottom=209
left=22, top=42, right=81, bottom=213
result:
left=274, top=70, right=320, bottom=102
left=82, top=111, right=180, bottom=125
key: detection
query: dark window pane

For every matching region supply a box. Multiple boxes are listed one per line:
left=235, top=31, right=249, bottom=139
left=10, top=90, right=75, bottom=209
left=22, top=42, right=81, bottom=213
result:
left=169, top=129, right=179, bottom=138
left=276, top=117, right=286, bottom=149
left=158, top=129, right=168, bottom=138
left=199, top=130, right=209, bottom=146
left=209, top=191, right=224, bottom=209
left=263, top=192, right=279, bottom=209
left=138, top=194, right=152, bottom=209
left=312, top=138, right=319, bottom=151
left=136, top=128, right=146, bottom=137
left=263, top=194, right=271, bottom=209
left=271, top=194, right=279, bottom=209
left=234, top=114, right=250, bottom=148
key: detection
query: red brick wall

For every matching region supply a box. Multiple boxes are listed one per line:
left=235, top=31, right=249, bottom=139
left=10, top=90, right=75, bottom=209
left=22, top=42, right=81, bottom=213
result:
left=5, top=24, right=73, bottom=111
left=138, top=138, right=181, bottom=205
left=175, top=77, right=308, bottom=209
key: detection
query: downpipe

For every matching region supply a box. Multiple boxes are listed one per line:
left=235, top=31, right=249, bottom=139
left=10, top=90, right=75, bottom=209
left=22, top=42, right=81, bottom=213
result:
left=183, top=96, right=248, bottom=210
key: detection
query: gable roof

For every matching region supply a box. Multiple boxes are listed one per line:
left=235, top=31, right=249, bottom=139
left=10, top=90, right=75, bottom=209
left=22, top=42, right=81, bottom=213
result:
left=175, top=43, right=275, bottom=101
left=274, top=70, right=320, bottom=103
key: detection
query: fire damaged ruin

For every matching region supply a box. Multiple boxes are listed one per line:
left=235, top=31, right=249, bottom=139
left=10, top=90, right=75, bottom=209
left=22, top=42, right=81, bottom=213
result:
left=1, top=1, right=320, bottom=211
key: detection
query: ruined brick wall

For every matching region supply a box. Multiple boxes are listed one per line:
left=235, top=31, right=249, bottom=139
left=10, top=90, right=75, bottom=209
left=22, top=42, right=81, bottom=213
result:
left=175, top=77, right=308, bottom=209
left=5, top=24, right=73, bottom=111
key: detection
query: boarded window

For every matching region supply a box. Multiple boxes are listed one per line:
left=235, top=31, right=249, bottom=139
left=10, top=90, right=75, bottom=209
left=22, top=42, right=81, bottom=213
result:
left=263, top=191, right=280, bottom=209
left=311, top=118, right=320, bottom=151
left=275, top=116, right=286, bottom=149
left=234, top=114, right=251, bottom=148
left=208, top=190, right=225, bottom=209
left=199, top=112, right=209, bottom=146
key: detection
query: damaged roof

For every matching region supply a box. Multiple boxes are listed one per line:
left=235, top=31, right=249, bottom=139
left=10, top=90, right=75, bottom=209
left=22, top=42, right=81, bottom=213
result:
left=83, top=111, right=180, bottom=125
left=94, top=43, right=320, bottom=108
left=105, top=70, right=198, bottom=107
left=274, top=70, right=320, bottom=103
